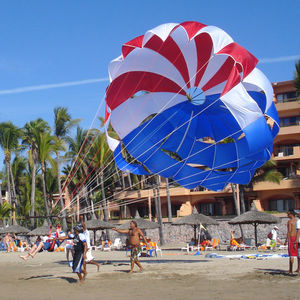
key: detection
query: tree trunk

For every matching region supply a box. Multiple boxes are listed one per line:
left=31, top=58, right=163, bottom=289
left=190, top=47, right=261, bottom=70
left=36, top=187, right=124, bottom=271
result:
left=231, top=183, right=240, bottom=216
left=156, top=176, right=165, bottom=245
left=165, top=178, right=172, bottom=222
left=6, top=158, right=11, bottom=205
left=240, top=185, right=246, bottom=213
left=41, top=164, right=50, bottom=218
left=56, top=151, right=68, bottom=231
left=100, top=173, right=108, bottom=222
left=30, top=162, right=36, bottom=228
left=127, top=172, right=132, bottom=189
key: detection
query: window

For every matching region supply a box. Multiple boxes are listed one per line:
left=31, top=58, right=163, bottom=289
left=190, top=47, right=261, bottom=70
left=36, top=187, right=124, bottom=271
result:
left=269, top=199, right=294, bottom=212
left=279, top=116, right=300, bottom=127
left=199, top=202, right=221, bottom=216
left=276, top=91, right=298, bottom=103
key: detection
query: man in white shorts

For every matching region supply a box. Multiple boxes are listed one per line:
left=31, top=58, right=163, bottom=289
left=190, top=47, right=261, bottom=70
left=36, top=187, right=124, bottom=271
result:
left=293, top=210, right=300, bottom=273
left=79, top=215, right=101, bottom=272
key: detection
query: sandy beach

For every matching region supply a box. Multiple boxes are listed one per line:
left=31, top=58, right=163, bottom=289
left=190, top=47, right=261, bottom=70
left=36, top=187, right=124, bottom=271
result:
left=0, top=248, right=299, bottom=300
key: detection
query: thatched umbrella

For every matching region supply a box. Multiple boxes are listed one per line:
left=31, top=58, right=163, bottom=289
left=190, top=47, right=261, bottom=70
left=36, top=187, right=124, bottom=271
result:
left=2, top=224, right=30, bottom=235
left=27, top=220, right=51, bottom=236
left=173, top=206, right=218, bottom=241
left=229, top=203, right=281, bottom=247
left=85, top=217, right=114, bottom=245
left=117, top=211, right=160, bottom=230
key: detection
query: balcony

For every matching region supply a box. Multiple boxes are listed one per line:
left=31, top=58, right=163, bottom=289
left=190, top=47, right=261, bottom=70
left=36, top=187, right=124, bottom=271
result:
left=276, top=99, right=300, bottom=114
left=273, top=146, right=300, bottom=161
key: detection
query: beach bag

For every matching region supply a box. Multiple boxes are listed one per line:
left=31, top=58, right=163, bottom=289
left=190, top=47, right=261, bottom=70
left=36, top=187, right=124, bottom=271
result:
left=267, top=232, right=272, bottom=239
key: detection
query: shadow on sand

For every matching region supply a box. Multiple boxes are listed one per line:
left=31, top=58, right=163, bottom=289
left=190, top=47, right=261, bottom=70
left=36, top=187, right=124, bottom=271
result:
left=256, top=268, right=298, bottom=277
left=21, top=274, right=54, bottom=280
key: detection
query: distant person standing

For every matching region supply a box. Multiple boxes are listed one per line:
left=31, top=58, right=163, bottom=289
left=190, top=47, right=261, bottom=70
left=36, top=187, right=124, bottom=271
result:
left=100, top=231, right=108, bottom=251
left=284, top=210, right=297, bottom=274
left=293, top=210, right=300, bottom=273
left=112, top=221, right=148, bottom=273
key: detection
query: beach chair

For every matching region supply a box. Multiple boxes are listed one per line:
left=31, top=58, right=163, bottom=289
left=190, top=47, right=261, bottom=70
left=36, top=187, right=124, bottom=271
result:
left=103, top=240, right=112, bottom=252
left=206, top=238, right=220, bottom=251
left=147, top=242, right=162, bottom=257
left=111, top=238, right=122, bottom=250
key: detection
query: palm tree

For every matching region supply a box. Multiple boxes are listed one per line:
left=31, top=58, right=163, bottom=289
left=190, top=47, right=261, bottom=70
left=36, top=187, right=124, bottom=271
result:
left=22, top=119, right=50, bottom=227
left=0, top=122, right=21, bottom=212
left=53, top=107, right=81, bottom=230
left=88, top=131, right=113, bottom=221
left=36, top=131, right=56, bottom=218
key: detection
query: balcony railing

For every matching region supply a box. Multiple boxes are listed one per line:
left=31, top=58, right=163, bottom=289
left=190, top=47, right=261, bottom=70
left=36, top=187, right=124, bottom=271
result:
left=274, top=147, right=294, bottom=157
left=280, top=122, right=300, bottom=128
left=276, top=97, right=299, bottom=104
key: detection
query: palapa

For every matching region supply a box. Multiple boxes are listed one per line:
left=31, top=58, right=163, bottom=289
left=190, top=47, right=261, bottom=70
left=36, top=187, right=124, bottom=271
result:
left=1, top=224, right=30, bottom=234
left=173, top=206, right=218, bottom=241
left=229, top=203, right=281, bottom=247
left=85, top=217, right=114, bottom=245
left=27, top=220, right=51, bottom=236
left=117, top=211, right=160, bottom=230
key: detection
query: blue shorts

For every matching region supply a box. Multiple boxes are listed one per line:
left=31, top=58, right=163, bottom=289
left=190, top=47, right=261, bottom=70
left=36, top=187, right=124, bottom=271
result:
left=43, top=242, right=51, bottom=251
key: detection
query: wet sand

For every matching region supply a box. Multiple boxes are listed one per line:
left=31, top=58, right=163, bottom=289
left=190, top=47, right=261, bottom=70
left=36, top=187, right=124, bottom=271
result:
left=1, top=250, right=299, bottom=300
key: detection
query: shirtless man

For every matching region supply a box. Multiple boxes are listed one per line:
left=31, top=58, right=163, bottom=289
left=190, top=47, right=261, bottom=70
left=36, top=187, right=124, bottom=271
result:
left=284, top=210, right=297, bottom=274
left=112, top=221, right=148, bottom=273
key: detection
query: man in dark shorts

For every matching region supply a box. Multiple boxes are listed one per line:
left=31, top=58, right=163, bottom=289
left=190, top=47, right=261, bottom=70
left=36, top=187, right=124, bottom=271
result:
left=56, top=225, right=87, bottom=282
left=113, top=221, right=149, bottom=273
left=284, top=210, right=297, bottom=274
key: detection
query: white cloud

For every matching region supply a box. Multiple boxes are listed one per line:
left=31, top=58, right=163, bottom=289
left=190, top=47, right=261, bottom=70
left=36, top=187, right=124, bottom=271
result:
left=0, top=77, right=109, bottom=95
left=259, top=54, right=300, bottom=64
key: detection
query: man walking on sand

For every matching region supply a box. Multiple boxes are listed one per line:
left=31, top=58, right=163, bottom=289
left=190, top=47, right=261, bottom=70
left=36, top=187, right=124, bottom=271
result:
left=284, top=210, right=297, bottom=274
left=112, top=221, right=149, bottom=273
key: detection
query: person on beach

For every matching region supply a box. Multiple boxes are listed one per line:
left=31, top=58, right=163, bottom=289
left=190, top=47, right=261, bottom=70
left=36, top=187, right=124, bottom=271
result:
left=100, top=230, right=108, bottom=251
left=20, top=224, right=65, bottom=260
left=267, top=226, right=281, bottom=250
left=112, top=221, right=149, bottom=273
left=4, top=233, right=13, bottom=252
left=55, top=225, right=88, bottom=283
left=65, top=230, right=74, bottom=267
left=293, top=210, right=300, bottom=273
left=284, top=210, right=298, bottom=274
left=79, top=215, right=101, bottom=272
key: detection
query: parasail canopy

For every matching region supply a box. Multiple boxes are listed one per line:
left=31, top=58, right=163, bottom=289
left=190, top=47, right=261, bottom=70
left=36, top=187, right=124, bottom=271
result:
left=105, top=21, right=279, bottom=191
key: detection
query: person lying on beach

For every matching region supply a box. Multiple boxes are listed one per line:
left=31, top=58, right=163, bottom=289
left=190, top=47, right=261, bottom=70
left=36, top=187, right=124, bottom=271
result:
left=79, top=215, right=101, bottom=272
left=55, top=225, right=88, bottom=283
left=20, top=224, right=65, bottom=260
left=112, top=221, right=149, bottom=273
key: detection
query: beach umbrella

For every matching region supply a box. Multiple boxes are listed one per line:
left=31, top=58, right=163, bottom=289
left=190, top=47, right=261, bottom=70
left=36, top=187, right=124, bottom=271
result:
left=172, top=206, right=218, bottom=242
left=229, top=203, right=281, bottom=247
left=117, top=211, right=160, bottom=230
left=85, top=217, right=114, bottom=245
left=27, top=220, right=51, bottom=236
left=2, top=224, right=30, bottom=234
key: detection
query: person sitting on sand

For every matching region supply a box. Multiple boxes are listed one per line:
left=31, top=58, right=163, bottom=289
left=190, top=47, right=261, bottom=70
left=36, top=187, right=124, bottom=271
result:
left=20, top=224, right=65, bottom=260
left=230, top=231, right=244, bottom=248
left=112, top=221, right=149, bottom=273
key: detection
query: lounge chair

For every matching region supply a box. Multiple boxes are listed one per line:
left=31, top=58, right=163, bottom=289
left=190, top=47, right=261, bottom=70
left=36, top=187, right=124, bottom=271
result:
left=147, top=242, right=162, bottom=257
left=111, top=238, right=122, bottom=250
left=206, top=238, right=220, bottom=251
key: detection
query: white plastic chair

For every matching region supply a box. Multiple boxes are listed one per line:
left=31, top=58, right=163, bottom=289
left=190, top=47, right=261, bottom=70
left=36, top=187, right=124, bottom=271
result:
left=111, top=238, right=122, bottom=250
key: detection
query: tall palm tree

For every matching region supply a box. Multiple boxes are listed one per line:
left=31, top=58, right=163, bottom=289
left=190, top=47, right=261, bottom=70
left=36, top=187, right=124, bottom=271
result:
left=0, top=122, right=21, bottom=210
left=22, top=119, right=50, bottom=227
left=53, top=107, right=80, bottom=230
left=88, top=131, right=114, bottom=221
left=36, top=131, right=56, bottom=218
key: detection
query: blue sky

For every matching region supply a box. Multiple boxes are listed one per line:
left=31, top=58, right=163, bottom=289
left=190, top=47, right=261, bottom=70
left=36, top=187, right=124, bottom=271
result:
left=0, top=0, right=299, bottom=166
